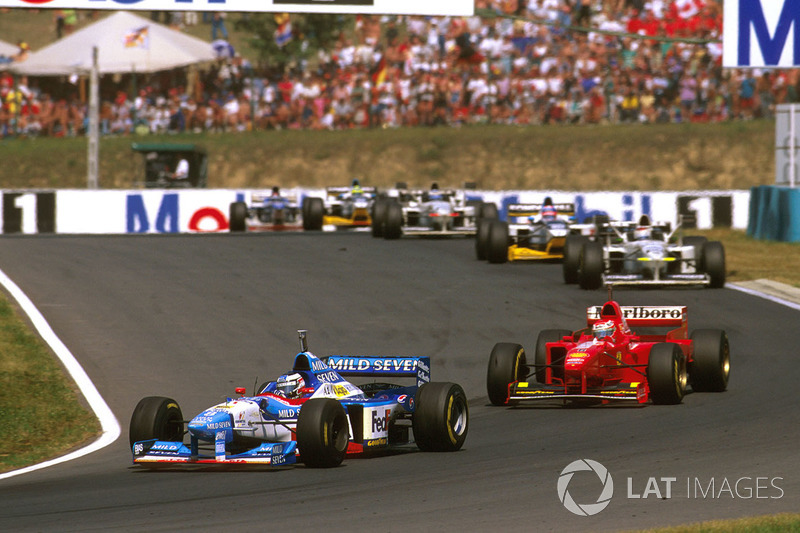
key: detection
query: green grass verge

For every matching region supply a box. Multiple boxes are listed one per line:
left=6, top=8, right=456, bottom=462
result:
left=630, top=513, right=800, bottom=532
left=0, top=294, right=100, bottom=474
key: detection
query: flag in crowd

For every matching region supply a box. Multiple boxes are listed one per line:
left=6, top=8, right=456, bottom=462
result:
left=123, top=26, right=149, bottom=49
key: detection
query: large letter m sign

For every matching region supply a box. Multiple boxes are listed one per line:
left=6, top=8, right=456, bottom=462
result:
left=724, top=0, right=800, bottom=67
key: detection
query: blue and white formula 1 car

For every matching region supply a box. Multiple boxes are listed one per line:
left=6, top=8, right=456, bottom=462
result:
left=130, top=331, right=468, bottom=468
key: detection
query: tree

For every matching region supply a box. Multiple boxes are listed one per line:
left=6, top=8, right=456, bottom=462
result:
left=235, top=14, right=354, bottom=75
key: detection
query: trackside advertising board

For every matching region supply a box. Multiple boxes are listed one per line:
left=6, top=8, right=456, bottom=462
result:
left=723, top=0, right=800, bottom=67
left=0, top=0, right=473, bottom=16
left=0, top=189, right=749, bottom=235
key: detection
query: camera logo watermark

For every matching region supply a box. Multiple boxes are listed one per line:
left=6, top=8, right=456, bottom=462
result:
left=557, top=459, right=614, bottom=516
left=558, top=459, right=785, bottom=516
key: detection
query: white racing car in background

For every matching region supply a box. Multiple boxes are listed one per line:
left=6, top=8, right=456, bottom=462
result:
left=371, top=183, right=498, bottom=239
left=572, top=216, right=726, bottom=290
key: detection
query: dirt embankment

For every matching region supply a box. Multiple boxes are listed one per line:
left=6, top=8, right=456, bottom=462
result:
left=3, top=121, right=776, bottom=191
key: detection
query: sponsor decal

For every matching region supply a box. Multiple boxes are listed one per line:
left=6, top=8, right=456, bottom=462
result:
left=365, top=437, right=388, bottom=447
left=371, top=408, right=391, bottom=435
left=316, top=370, right=342, bottom=384
left=588, top=306, right=684, bottom=321
left=334, top=385, right=349, bottom=397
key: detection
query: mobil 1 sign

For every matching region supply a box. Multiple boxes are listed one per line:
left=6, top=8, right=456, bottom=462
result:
left=54, top=190, right=240, bottom=234
left=724, top=0, right=800, bottom=67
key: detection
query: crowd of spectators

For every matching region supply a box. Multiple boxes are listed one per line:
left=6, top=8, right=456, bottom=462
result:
left=1, top=0, right=797, bottom=139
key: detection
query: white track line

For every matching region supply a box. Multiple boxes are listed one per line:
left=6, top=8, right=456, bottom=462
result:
left=0, top=268, right=120, bottom=481
left=727, top=283, right=800, bottom=312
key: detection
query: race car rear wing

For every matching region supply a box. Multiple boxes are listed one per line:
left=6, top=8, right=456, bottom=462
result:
left=324, top=356, right=431, bottom=387
left=508, top=203, right=574, bottom=219
left=325, top=186, right=377, bottom=196
left=587, top=305, right=687, bottom=328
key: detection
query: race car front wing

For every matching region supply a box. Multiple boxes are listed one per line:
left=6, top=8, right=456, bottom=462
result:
left=507, top=381, right=648, bottom=404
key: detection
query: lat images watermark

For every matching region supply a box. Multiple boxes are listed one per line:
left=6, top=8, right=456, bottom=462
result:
left=558, top=459, right=785, bottom=517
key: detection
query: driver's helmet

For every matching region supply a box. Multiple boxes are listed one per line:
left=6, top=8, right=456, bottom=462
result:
left=275, top=373, right=305, bottom=398
left=634, top=226, right=651, bottom=240
left=593, top=320, right=616, bottom=340
left=428, top=182, right=442, bottom=200
left=541, top=204, right=557, bottom=221
left=351, top=178, right=363, bottom=195
left=271, top=186, right=280, bottom=196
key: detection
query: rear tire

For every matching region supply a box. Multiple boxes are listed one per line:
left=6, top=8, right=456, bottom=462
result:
left=302, top=197, right=324, bottom=231
left=371, top=198, right=388, bottom=238
left=478, top=202, right=499, bottom=221
left=702, top=241, right=726, bottom=288
left=229, top=201, right=247, bottom=233
left=647, top=343, right=687, bottom=405
left=475, top=219, right=491, bottom=260
left=486, top=342, right=526, bottom=406
left=535, top=329, right=571, bottom=383
left=562, top=235, right=587, bottom=284
left=413, top=382, right=468, bottom=452
left=129, top=396, right=184, bottom=447
left=296, top=398, right=349, bottom=468
left=689, top=329, right=730, bottom=392
left=383, top=201, right=403, bottom=239
left=486, top=220, right=509, bottom=264
left=578, top=241, right=604, bottom=290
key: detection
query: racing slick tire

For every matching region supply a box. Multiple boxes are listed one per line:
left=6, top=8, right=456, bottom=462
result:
left=302, top=197, right=324, bottom=231
left=647, top=343, right=687, bottom=405
left=129, top=396, right=184, bottom=447
left=486, top=220, right=509, bottom=264
left=487, top=342, right=526, bottom=406
left=702, top=241, right=726, bottom=288
left=475, top=219, right=491, bottom=260
left=689, top=329, right=730, bottom=392
left=478, top=202, right=499, bottom=221
left=229, top=201, right=248, bottom=233
left=562, top=234, right=587, bottom=284
left=578, top=241, right=604, bottom=290
left=383, top=200, right=403, bottom=240
left=412, top=382, right=468, bottom=452
left=535, top=329, right=572, bottom=383
left=296, top=398, right=349, bottom=468
left=370, top=198, right=388, bottom=238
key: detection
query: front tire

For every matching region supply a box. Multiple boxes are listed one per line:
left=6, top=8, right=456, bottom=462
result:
left=229, top=201, right=247, bottom=233
left=535, top=329, right=571, bottom=383
left=475, top=219, right=491, bottom=260
left=296, top=398, right=349, bottom=468
left=578, top=241, right=604, bottom=290
left=413, top=382, right=468, bottom=452
left=647, top=343, right=687, bottom=405
left=689, top=329, right=730, bottom=392
left=129, top=396, right=184, bottom=447
left=487, top=342, right=526, bottom=406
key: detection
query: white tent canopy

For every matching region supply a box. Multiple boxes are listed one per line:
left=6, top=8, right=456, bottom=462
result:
left=0, top=38, right=19, bottom=59
left=11, top=11, right=217, bottom=76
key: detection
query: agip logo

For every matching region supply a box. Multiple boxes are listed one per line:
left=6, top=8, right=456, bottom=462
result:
left=557, top=459, right=614, bottom=516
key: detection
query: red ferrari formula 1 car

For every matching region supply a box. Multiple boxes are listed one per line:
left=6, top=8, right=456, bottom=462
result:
left=486, top=299, right=730, bottom=406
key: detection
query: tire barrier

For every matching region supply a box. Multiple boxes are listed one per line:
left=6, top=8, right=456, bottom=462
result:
left=747, top=185, right=800, bottom=242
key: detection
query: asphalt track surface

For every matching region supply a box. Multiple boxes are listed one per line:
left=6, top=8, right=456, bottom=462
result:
left=0, top=232, right=797, bottom=532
